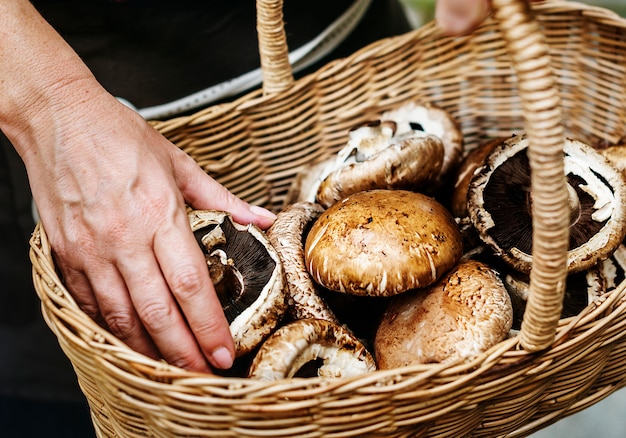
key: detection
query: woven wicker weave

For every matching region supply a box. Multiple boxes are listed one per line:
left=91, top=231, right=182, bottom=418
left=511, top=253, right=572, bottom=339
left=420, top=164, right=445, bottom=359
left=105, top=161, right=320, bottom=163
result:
left=29, top=0, right=626, bottom=436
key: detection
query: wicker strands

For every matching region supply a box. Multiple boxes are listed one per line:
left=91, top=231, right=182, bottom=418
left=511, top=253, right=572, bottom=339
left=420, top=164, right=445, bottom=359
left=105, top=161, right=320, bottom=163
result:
left=29, top=0, right=626, bottom=436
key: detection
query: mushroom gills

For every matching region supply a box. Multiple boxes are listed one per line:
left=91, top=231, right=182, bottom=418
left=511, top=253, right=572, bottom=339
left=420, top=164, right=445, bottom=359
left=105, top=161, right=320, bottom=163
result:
left=481, top=151, right=607, bottom=255
left=502, top=263, right=606, bottom=329
left=194, top=219, right=277, bottom=323
left=597, top=242, right=626, bottom=293
left=468, top=135, right=626, bottom=274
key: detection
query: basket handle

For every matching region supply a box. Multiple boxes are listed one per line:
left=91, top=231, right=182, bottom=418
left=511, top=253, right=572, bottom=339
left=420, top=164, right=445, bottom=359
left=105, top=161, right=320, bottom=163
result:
left=256, top=0, right=294, bottom=94
left=255, top=0, right=570, bottom=352
left=489, top=0, right=568, bottom=352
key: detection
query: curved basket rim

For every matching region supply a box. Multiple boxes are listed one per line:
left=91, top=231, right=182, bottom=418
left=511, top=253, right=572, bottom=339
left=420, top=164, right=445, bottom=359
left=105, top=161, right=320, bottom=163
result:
left=29, top=221, right=626, bottom=389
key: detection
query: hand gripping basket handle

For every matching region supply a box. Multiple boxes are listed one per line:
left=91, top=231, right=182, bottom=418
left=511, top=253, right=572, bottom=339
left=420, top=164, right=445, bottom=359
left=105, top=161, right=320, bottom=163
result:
left=256, top=0, right=570, bottom=352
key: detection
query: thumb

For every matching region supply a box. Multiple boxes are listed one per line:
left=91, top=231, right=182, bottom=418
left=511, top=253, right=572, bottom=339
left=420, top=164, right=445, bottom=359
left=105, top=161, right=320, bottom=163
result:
left=177, top=152, right=276, bottom=229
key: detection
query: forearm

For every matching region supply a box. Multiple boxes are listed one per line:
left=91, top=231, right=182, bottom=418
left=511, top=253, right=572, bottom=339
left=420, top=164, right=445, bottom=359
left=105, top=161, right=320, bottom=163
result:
left=0, top=0, right=102, bottom=159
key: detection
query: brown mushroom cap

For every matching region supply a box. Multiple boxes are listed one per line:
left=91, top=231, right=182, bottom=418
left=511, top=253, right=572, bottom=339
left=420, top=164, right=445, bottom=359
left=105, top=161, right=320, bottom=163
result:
left=468, top=134, right=626, bottom=274
left=382, top=102, right=463, bottom=188
left=189, top=210, right=287, bottom=357
left=248, top=318, right=377, bottom=381
left=602, top=144, right=626, bottom=178
left=315, top=132, right=444, bottom=208
left=285, top=120, right=399, bottom=206
left=374, top=259, right=513, bottom=368
left=304, top=189, right=463, bottom=296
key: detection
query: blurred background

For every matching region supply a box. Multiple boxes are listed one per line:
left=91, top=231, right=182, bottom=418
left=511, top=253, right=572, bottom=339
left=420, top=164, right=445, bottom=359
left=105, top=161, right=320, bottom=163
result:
left=397, top=1, right=626, bottom=437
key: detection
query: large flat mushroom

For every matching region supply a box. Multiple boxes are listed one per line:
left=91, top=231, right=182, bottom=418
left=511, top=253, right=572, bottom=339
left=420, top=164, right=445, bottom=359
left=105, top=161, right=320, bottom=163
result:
left=467, top=134, right=626, bottom=274
left=304, top=189, right=463, bottom=296
left=189, top=210, right=287, bottom=357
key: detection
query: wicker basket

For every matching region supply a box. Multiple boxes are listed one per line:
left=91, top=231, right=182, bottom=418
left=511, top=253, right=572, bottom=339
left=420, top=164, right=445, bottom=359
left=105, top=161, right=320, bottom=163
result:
left=29, top=0, right=626, bottom=436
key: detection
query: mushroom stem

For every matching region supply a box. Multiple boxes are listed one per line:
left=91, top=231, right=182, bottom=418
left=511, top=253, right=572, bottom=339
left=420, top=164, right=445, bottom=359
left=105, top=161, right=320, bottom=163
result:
left=567, top=183, right=581, bottom=226
left=205, top=250, right=244, bottom=306
left=266, top=202, right=340, bottom=324
left=190, top=210, right=287, bottom=357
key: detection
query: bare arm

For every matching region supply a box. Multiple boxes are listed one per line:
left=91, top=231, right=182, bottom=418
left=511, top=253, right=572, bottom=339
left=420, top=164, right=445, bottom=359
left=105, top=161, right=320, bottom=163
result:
left=0, top=0, right=275, bottom=372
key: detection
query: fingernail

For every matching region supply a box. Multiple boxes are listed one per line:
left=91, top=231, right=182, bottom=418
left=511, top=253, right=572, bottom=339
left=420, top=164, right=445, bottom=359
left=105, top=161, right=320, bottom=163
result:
left=210, top=346, right=234, bottom=369
left=250, top=205, right=277, bottom=220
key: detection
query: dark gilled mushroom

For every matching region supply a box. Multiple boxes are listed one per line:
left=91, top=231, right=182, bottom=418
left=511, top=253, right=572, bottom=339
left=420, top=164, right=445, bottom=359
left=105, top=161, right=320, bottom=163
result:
left=467, top=249, right=607, bottom=332
left=467, top=134, right=626, bottom=274
left=266, top=202, right=339, bottom=324
left=382, top=102, right=464, bottom=189
left=189, top=210, right=287, bottom=357
left=594, top=241, right=626, bottom=294
left=305, top=189, right=463, bottom=296
left=285, top=120, right=445, bottom=208
left=247, top=318, right=376, bottom=381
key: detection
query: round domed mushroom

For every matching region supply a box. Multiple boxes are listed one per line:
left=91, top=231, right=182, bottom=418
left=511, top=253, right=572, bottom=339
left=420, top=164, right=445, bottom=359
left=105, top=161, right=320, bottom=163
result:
left=467, top=134, right=626, bottom=274
left=304, top=189, right=463, bottom=296
left=601, top=143, right=626, bottom=178
left=189, top=210, right=287, bottom=357
left=248, top=318, right=376, bottom=381
left=382, top=102, right=463, bottom=189
left=374, top=259, right=513, bottom=368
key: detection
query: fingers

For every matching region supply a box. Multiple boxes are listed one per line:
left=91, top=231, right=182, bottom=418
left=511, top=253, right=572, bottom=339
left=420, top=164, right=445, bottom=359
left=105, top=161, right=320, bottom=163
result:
left=174, top=150, right=276, bottom=230
left=116, top=241, right=217, bottom=372
left=153, top=215, right=236, bottom=370
left=435, top=0, right=491, bottom=35
left=59, top=265, right=108, bottom=328
left=61, top=258, right=162, bottom=360
left=54, top=202, right=227, bottom=371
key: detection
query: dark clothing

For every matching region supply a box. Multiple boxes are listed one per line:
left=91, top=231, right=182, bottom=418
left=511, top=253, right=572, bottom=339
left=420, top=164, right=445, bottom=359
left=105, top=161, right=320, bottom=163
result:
left=0, top=1, right=410, bottom=436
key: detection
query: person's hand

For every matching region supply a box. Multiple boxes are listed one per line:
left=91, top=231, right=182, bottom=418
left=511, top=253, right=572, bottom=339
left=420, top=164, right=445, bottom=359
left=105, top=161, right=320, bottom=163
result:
left=0, top=0, right=275, bottom=372
left=435, top=0, right=540, bottom=35
left=34, top=91, right=275, bottom=372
